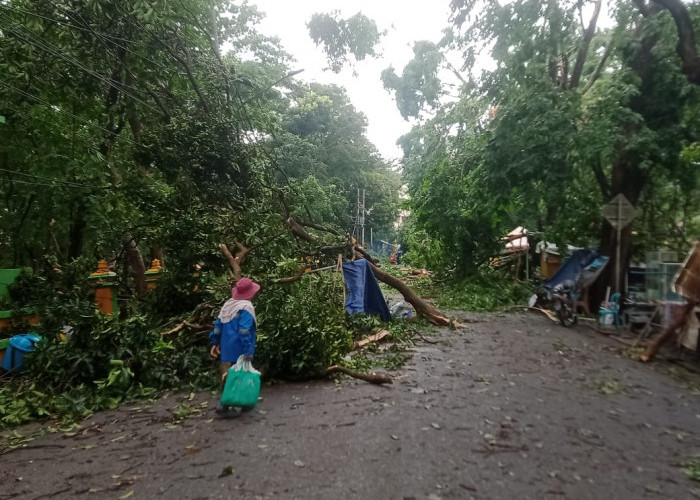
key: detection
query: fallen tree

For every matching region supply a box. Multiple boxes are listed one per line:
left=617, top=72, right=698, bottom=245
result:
left=352, top=245, right=451, bottom=326
left=215, top=233, right=451, bottom=327
left=207, top=233, right=451, bottom=383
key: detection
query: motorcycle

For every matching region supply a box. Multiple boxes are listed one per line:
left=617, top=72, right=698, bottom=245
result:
left=531, top=277, right=580, bottom=327
left=550, top=280, right=579, bottom=327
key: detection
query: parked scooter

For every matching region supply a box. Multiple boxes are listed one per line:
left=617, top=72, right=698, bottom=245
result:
left=531, top=276, right=581, bottom=327
left=550, top=279, right=579, bottom=327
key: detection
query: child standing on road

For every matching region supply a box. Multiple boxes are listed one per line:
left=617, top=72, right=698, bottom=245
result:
left=209, top=277, right=260, bottom=413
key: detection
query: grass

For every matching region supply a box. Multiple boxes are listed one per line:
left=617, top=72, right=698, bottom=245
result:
left=682, top=460, right=700, bottom=481
left=379, top=265, right=534, bottom=312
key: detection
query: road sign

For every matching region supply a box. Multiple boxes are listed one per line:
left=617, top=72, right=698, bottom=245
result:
left=602, top=194, right=636, bottom=230
left=602, top=194, right=637, bottom=292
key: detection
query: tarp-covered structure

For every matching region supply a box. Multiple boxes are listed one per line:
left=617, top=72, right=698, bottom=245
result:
left=544, top=247, right=610, bottom=314
left=342, top=259, right=391, bottom=321
left=544, top=247, right=609, bottom=290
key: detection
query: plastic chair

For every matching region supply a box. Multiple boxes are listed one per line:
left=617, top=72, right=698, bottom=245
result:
left=598, top=293, right=621, bottom=328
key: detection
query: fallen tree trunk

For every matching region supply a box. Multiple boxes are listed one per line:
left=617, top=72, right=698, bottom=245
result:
left=370, top=263, right=450, bottom=326
left=352, top=245, right=450, bottom=326
left=324, top=365, right=393, bottom=384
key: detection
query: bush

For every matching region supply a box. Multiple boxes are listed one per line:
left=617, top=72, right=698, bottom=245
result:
left=255, top=273, right=352, bottom=377
left=432, top=268, right=534, bottom=311
left=0, top=292, right=217, bottom=429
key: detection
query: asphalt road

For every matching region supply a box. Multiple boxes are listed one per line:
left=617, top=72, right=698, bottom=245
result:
left=2, top=312, right=700, bottom=499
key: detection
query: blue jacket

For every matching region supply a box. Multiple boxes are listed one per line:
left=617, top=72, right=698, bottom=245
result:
left=209, top=310, right=256, bottom=363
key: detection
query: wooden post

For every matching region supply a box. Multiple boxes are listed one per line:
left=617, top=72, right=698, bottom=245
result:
left=88, top=260, right=117, bottom=316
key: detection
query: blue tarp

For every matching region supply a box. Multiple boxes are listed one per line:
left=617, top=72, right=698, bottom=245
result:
left=544, top=247, right=601, bottom=291
left=342, top=259, right=391, bottom=322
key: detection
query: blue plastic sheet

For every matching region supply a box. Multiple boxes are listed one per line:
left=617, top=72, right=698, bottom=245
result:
left=342, top=259, right=391, bottom=322
left=544, top=247, right=600, bottom=291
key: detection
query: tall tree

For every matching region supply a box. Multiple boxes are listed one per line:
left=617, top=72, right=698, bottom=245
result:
left=390, top=0, right=700, bottom=289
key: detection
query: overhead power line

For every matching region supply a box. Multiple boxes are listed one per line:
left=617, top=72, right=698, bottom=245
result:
left=0, top=18, right=165, bottom=115
left=0, top=4, right=142, bottom=44
left=0, top=3, right=176, bottom=76
left=1, top=177, right=103, bottom=190
left=0, top=80, right=141, bottom=148
left=0, top=167, right=108, bottom=189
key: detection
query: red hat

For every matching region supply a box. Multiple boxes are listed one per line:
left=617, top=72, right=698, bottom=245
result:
left=232, top=278, right=260, bottom=300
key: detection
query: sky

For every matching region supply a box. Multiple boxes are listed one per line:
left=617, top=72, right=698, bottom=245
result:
left=246, top=0, right=454, bottom=161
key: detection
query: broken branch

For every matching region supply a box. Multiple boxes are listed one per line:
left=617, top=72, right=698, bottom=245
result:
left=219, top=242, right=250, bottom=282
left=285, top=216, right=317, bottom=242
left=353, top=329, right=390, bottom=350
left=163, top=320, right=212, bottom=336
left=324, top=365, right=393, bottom=384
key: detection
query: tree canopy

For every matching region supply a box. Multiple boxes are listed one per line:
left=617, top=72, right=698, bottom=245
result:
left=0, top=0, right=399, bottom=273
left=388, top=0, right=700, bottom=287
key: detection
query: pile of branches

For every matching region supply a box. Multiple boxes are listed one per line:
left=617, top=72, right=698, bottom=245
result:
left=155, top=213, right=454, bottom=384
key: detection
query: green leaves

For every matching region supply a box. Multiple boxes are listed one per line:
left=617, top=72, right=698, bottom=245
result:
left=381, top=41, right=445, bottom=120
left=255, top=273, right=352, bottom=378
left=393, top=0, right=700, bottom=278
left=307, top=11, right=384, bottom=73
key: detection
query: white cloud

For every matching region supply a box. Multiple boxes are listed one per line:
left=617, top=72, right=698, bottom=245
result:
left=244, top=0, right=453, bottom=160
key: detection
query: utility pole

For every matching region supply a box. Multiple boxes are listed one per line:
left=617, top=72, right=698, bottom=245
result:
left=354, top=188, right=366, bottom=247
left=354, top=188, right=360, bottom=241
left=361, top=189, right=366, bottom=247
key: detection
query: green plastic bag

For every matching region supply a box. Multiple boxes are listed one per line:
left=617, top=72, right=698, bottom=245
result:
left=220, top=356, right=261, bottom=408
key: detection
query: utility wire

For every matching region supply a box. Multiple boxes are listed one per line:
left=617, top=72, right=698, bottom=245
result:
left=0, top=4, right=142, bottom=45
left=0, top=19, right=165, bottom=115
left=2, top=18, right=163, bottom=105
left=0, top=167, right=108, bottom=189
left=0, top=18, right=149, bottom=102
left=52, top=3, right=174, bottom=74
left=1, top=3, right=177, bottom=77
left=0, top=101, right=137, bottom=150
left=0, top=177, right=100, bottom=189
left=0, top=80, right=142, bottom=148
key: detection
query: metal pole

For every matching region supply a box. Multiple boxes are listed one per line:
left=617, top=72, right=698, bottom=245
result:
left=525, top=248, right=529, bottom=281
left=615, top=197, right=622, bottom=293
left=355, top=188, right=360, bottom=240
left=361, top=189, right=366, bottom=247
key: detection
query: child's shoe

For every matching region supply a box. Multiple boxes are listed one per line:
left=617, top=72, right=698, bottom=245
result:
left=215, top=404, right=241, bottom=417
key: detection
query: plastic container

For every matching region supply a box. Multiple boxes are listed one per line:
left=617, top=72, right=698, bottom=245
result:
left=1, top=334, right=40, bottom=373
left=390, top=300, right=414, bottom=318
left=0, top=338, right=9, bottom=369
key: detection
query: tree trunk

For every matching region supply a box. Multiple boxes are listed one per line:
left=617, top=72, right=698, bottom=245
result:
left=591, top=26, right=658, bottom=309
left=651, top=0, right=700, bottom=84
left=123, top=234, right=147, bottom=296
left=68, top=199, right=86, bottom=259
left=367, top=261, right=450, bottom=326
